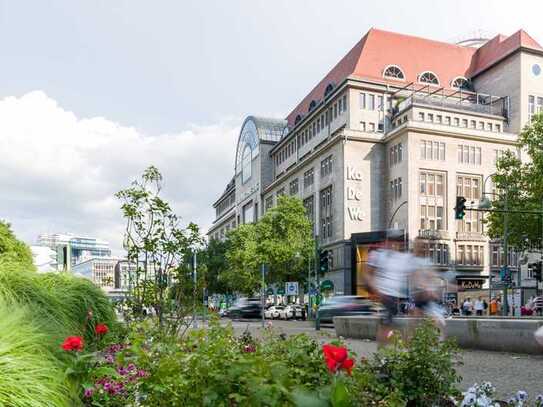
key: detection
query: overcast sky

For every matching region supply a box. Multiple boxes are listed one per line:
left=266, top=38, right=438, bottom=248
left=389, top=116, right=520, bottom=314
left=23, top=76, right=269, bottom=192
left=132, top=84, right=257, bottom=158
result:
left=1, top=0, right=542, bottom=253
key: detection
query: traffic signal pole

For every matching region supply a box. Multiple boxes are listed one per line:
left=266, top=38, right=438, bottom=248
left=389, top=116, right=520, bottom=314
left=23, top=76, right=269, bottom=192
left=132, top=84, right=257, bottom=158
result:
left=503, top=193, right=509, bottom=316
left=315, top=238, right=321, bottom=331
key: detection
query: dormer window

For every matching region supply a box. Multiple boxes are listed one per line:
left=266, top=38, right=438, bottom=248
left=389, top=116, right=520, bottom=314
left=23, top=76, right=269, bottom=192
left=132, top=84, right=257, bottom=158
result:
left=308, top=100, right=317, bottom=112
left=418, top=71, right=439, bottom=85
left=295, top=115, right=302, bottom=125
left=451, top=76, right=471, bottom=90
left=324, top=83, right=335, bottom=98
left=383, top=65, right=405, bottom=80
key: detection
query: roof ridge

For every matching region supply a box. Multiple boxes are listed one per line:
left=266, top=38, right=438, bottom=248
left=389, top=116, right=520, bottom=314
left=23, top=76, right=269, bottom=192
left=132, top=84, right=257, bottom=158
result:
left=368, top=27, right=473, bottom=49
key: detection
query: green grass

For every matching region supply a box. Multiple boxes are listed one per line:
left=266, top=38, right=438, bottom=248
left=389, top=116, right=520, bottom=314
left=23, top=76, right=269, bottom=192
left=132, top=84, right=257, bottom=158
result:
left=0, top=296, right=71, bottom=407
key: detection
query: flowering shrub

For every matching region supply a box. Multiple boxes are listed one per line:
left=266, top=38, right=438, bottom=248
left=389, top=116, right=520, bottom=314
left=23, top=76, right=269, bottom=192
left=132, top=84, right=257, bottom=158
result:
left=322, top=344, right=355, bottom=375
left=460, top=384, right=543, bottom=407
left=95, top=323, right=109, bottom=336
left=61, top=336, right=84, bottom=352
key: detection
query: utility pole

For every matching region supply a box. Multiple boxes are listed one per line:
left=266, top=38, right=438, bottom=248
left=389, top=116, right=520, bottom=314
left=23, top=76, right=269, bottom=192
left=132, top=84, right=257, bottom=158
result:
left=193, top=249, right=198, bottom=328
left=261, top=263, right=266, bottom=328
left=307, top=257, right=312, bottom=321
left=502, top=193, right=509, bottom=316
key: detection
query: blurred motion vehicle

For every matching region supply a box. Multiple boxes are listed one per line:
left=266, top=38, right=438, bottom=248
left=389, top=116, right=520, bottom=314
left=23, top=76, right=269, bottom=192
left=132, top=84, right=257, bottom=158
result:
left=292, top=304, right=307, bottom=320
left=264, top=305, right=284, bottom=319
left=316, top=296, right=378, bottom=323
left=225, top=298, right=262, bottom=319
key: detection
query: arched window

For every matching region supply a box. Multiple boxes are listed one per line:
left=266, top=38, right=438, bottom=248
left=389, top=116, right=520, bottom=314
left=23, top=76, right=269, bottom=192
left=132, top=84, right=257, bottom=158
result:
left=418, top=71, right=439, bottom=85
left=308, top=100, right=317, bottom=112
left=383, top=65, right=405, bottom=80
left=451, top=76, right=471, bottom=90
left=295, top=114, right=302, bottom=125
left=324, top=83, right=335, bottom=98
left=241, top=144, right=252, bottom=183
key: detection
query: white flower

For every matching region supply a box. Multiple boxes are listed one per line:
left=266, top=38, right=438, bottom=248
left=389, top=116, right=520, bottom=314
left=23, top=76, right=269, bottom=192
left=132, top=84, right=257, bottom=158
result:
left=461, top=393, right=477, bottom=406
left=516, top=391, right=528, bottom=402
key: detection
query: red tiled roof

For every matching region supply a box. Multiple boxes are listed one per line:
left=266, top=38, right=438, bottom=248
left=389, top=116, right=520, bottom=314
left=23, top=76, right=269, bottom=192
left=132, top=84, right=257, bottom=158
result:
left=286, top=28, right=543, bottom=127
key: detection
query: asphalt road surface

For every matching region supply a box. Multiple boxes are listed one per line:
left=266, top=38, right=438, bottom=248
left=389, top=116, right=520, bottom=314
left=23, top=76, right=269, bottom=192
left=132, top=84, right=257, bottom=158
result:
left=219, top=318, right=543, bottom=401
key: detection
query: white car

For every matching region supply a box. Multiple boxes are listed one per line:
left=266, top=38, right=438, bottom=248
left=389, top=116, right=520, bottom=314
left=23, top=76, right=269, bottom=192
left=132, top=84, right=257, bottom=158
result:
left=277, top=305, right=295, bottom=320
left=265, top=306, right=284, bottom=319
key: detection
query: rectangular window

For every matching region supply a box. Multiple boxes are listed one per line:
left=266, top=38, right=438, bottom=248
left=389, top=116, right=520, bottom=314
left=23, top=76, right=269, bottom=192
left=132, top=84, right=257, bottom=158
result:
left=470, top=120, right=476, bottom=128
left=427, top=113, right=434, bottom=122
left=289, top=178, right=299, bottom=195
left=277, top=187, right=285, bottom=197
left=453, top=117, right=460, bottom=126
left=360, top=121, right=366, bottom=131
left=418, top=112, right=425, bottom=121
left=445, top=116, right=451, bottom=125
left=457, top=245, right=484, bottom=266
left=368, top=94, right=375, bottom=110
left=462, top=119, right=468, bottom=128
left=419, top=203, right=444, bottom=230
left=342, top=95, right=347, bottom=112
left=320, top=155, right=333, bottom=177
left=369, top=122, right=375, bottom=132
left=457, top=175, right=482, bottom=201
left=458, top=144, right=481, bottom=165
left=436, top=115, right=442, bottom=124
left=303, top=195, right=315, bottom=226
left=496, top=124, right=501, bottom=132
left=529, top=95, right=535, bottom=121
left=303, top=168, right=314, bottom=189
left=377, top=95, right=384, bottom=110
left=478, top=121, right=484, bottom=130
left=338, top=98, right=342, bottom=113
left=321, top=115, right=325, bottom=129
left=333, top=103, right=338, bottom=119
left=360, top=93, right=366, bottom=109
left=486, top=122, right=492, bottom=131
left=319, top=186, right=333, bottom=240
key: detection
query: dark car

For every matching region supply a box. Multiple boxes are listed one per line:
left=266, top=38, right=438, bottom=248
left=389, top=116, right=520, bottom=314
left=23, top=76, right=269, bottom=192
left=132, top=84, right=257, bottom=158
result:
left=225, top=298, right=262, bottom=319
left=316, top=296, right=377, bottom=323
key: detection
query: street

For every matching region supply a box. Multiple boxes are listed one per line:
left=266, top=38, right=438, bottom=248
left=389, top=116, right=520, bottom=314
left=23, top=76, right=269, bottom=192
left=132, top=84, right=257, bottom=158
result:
left=222, top=319, right=543, bottom=400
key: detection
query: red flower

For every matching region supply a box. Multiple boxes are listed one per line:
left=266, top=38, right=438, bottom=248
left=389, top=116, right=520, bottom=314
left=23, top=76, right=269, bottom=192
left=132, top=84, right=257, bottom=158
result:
left=62, top=336, right=84, bottom=352
left=95, top=323, right=109, bottom=335
left=322, top=344, right=354, bottom=375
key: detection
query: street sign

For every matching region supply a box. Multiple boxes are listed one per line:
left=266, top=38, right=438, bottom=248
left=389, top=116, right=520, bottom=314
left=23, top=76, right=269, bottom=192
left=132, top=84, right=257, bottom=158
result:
left=276, top=286, right=285, bottom=295
left=285, top=281, right=299, bottom=296
left=309, top=288, right=318, bottom=296
left=266, top=287, right=274, bottom=296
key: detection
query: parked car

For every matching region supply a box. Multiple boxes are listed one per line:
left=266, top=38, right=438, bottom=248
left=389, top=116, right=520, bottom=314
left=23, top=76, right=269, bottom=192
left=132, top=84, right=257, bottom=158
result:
left=277, top=305, right=295, bottom=320
left=292, top=304, right=307, bottom=320
left=265, top=305, right=284, bottom=319
left=225, top=298, right=262, bottom=319
left=316, top=296, right=377, bottom=323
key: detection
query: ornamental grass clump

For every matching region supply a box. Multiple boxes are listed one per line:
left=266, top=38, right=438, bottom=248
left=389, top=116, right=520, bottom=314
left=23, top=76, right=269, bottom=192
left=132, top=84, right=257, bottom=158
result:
left=0, top=296, right=71, bottom=407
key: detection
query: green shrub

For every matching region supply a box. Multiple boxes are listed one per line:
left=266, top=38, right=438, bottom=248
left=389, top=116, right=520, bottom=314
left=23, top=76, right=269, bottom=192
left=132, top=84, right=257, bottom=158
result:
left=352, top=320, right=462, bottom=406
left=0, top=296, right=71, bottom=407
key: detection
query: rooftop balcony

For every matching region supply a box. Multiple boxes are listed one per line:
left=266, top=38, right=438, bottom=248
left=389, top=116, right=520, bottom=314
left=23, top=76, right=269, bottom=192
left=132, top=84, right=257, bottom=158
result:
left=391, top=83, right=509, bottom=119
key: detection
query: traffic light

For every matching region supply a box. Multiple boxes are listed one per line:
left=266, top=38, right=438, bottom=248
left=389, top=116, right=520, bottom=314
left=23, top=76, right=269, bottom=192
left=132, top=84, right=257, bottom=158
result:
left=319, top=250, right=329, bottom=275
left=454, top=196, right=467, bottom=220
left=533, top=261, right=542, bottom=282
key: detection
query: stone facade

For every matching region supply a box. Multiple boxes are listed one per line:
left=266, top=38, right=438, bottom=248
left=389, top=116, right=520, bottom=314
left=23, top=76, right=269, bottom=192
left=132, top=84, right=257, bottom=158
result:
left=208, top=28, right=543, bottom=297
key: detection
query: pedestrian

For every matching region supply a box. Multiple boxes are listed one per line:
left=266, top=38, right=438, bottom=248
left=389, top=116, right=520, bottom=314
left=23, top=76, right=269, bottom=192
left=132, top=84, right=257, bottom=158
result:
left=483, top=298, right=489, bottom=315
left=462, top=297, right=473, bottom=316
left=534, top=296, right=543, bottom=316
left=474, top=296, right=484, bottom=316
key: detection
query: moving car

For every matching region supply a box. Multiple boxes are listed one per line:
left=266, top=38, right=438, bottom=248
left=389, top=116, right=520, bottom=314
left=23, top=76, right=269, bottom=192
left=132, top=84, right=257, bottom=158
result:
left=225, top=298, right=262, bottom=319
left=316, top=296, right=377, bottom=323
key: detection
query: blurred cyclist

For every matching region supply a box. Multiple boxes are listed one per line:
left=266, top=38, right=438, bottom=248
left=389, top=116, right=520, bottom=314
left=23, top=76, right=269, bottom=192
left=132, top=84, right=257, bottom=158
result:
left=367, top=244, right=424, bottom=346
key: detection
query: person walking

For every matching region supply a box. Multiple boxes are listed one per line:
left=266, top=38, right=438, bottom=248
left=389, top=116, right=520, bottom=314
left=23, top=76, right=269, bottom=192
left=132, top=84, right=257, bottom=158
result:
left=462, top=297, right=473, bottom=316
left=474, top=296, right=484, bottom=316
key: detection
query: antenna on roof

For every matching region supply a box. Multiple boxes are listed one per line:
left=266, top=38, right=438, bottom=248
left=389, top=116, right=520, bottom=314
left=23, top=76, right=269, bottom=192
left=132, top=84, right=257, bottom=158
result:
left=451, top=29, right=491, bottom=48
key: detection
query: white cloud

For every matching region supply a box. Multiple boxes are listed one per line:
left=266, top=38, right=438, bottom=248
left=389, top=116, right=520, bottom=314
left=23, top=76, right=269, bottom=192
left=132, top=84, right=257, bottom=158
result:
left=0, top=91, right=239, bottom=253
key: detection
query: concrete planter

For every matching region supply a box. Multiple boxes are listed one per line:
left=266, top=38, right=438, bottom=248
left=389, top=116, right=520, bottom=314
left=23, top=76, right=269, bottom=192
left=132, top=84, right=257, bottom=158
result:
left=334, top=316, right=543, bottom=354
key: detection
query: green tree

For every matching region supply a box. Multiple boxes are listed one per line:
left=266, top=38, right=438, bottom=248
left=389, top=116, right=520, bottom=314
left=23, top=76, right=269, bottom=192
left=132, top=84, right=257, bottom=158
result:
left=223, top=195, right=315, bottom=294
left=486, top=113, right=543, bottom=249
left=256, top=195, right=314, bottom=284
left=0, top=221, right=35, bottom=272
left=224, top=224, right=260, bottom=295
left=116, top=166, right=203, bottom=334
left=200, top=237, right=231, bottom=295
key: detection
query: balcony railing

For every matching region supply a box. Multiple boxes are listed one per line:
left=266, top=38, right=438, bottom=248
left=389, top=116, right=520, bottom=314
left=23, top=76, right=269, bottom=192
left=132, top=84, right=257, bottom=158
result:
left=418, top=229, right=450, bottom=240
left=393, top=93, right=509, bottom=119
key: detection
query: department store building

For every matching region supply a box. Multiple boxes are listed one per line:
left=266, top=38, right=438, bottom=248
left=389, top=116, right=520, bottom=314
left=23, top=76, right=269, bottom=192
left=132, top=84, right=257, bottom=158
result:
left=208, top=28, right=543, bottom=298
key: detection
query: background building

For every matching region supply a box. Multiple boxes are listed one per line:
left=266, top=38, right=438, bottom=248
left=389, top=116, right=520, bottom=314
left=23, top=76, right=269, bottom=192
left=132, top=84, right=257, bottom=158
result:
left=209, top=28, right=543, bottom=305
left=36, top=233, right=111, bottom=271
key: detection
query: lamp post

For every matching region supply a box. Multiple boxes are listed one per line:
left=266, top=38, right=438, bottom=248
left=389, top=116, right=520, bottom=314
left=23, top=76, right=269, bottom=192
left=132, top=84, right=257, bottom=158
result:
left=479, top=174, right=509, bottom=316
